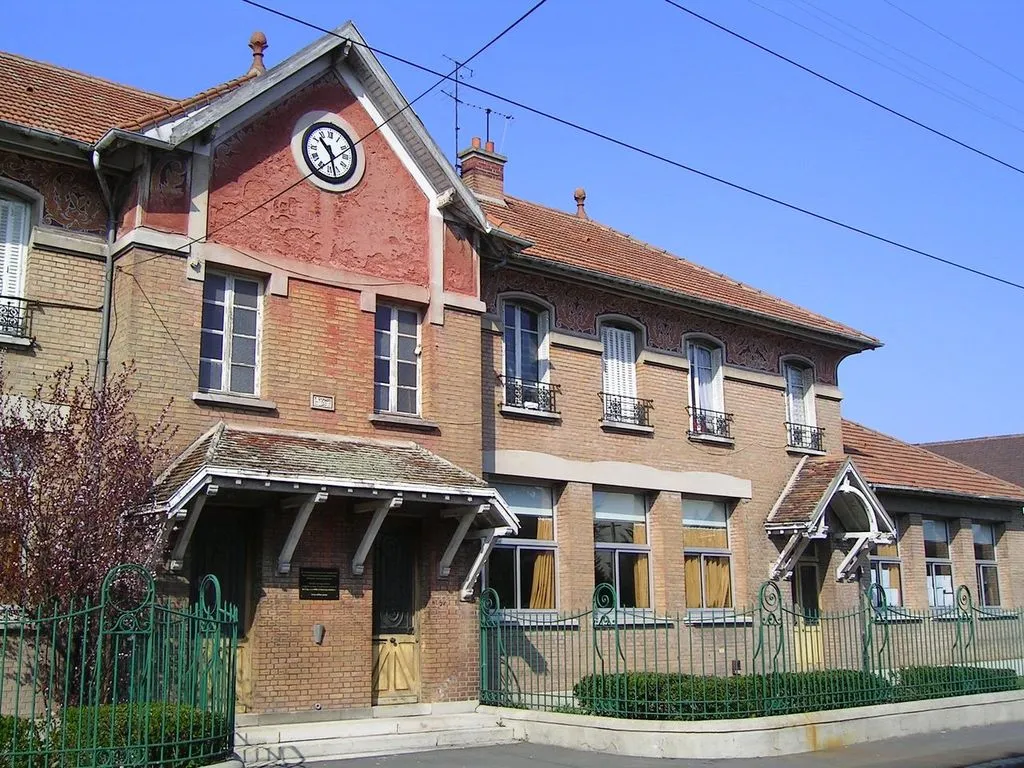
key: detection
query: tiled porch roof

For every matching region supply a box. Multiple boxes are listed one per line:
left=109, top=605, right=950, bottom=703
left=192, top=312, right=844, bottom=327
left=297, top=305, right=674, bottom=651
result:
left=766, top=457, right=849, bottom=526
left=153, top=423, right=490, bottom=506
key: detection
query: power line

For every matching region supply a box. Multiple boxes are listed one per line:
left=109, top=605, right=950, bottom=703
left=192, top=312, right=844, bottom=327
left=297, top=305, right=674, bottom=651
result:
left=659, top=0, right=1024, bottom=178
left=881, top=0, right=1024, bottom=90
left=243, top=1, right=1024, bottom=293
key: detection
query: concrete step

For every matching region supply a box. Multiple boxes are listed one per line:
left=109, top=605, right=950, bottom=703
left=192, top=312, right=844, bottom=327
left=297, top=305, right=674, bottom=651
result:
left=237, top=723, right=516, bottom=765
left=238, top=712, right=501, bottom=746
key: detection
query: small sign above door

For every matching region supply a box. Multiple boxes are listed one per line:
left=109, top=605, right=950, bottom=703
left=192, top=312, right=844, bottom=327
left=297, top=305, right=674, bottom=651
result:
left=299, top=567, right=340, bottom=600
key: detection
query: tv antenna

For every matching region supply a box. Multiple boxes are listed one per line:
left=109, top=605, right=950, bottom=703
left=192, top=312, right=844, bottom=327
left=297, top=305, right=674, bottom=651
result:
left=441, top=54, right=473, bottom=170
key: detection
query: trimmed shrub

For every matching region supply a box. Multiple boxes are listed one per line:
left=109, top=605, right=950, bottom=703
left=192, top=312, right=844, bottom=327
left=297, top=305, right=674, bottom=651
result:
left=56, top=703, right=229, bottom=768
left=896, top=665, right=1018, bottom=701
left=573, top=669, right=893, bottom=721
left=0, top=715, right=43, bottom=768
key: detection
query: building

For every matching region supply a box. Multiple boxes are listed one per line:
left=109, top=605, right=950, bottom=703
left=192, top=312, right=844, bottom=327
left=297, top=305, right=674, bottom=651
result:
left=1, top=21, right=1022, bottom=717
left=921, top=434, right=1024, bottom=489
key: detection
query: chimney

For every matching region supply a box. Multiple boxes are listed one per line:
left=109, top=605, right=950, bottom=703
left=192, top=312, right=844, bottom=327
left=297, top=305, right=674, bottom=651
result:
left=247, top=31, right=268, bottom=76
left=574, top=187, right=587, bottom=219
left=458, top=136, right=506, bottom=200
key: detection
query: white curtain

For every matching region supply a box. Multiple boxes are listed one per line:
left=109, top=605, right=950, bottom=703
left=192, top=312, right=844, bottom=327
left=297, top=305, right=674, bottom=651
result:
left=601, top=327, right=637, bottom=397
left=0, top=198, right=28, bottom=303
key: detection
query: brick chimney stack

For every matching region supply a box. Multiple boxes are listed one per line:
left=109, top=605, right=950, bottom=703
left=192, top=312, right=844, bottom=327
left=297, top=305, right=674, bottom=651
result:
left=458, top=136, right=506, bottom=200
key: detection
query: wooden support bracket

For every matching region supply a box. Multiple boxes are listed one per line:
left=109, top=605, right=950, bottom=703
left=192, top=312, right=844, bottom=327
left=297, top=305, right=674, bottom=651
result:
left=351, top=497, right=402, bottom=575
left=168, top=486, right=217, bottom=571
left=278, top=491, right=329, bottom=574
left=439, top=507, right=481, bottom=578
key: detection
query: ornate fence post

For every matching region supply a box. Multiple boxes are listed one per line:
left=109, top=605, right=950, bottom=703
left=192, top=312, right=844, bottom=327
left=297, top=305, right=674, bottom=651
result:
left=479, top=588, right=500, bottom=704
left=952, top=585, right=976, bottom=666
left=754, top=581, right=784, bottom=715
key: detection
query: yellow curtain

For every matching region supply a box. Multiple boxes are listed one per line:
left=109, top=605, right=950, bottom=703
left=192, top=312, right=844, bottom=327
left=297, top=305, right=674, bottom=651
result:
left=684, top=555, right=702, bottom=609
left=528, top=518, right=556, bottom=609
left=705, top=557, right=732, bottom=609
left=682, top=527, right=728, bottom=549
left=633, top=523, right=650, bottom=609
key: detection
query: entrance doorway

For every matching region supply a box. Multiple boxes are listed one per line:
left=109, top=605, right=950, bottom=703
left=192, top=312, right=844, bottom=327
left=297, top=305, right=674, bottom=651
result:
left=792, top=561, right=823, bottom=668
left=371, top=525, right=420, bottom=704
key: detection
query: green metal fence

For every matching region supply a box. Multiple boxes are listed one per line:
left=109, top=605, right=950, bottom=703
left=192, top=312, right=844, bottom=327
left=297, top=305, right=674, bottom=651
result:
left=1, top=564, right=237, bottom=768
left=480, top=582, right=1024, bottom=719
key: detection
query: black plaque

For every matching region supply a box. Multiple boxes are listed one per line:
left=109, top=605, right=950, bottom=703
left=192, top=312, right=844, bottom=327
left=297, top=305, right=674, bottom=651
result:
left=299, top=567, right=340, bottom=600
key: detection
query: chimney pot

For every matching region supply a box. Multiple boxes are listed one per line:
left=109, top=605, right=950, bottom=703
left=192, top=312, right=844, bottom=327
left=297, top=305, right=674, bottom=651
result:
left=574, top=187, right=587, bottom=219
left=485, top=140, right=495, bottom=153
left=247, top=31, right=268, bottom=76
left=471, top=136, right=482, bottom=149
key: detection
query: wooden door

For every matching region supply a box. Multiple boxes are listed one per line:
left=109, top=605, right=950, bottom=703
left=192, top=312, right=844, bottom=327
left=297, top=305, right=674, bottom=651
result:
left=792, top=563, right=824, bottom=668
left=371, top=528, right=419, bottom=704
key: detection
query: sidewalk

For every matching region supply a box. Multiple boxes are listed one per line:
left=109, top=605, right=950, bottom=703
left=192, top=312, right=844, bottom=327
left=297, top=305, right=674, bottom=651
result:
left=328, top=721, right=1024, bottom=768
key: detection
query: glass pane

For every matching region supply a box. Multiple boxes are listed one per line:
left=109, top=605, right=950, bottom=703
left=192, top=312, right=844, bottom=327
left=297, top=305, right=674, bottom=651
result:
left=374, top=330, right=390, bottom=357
left=373, top=358, right=390, bottom=386
left=230, top=365, right=255, bottom=395
left=683, top=499, right=727, bottom=526
left=593, top=490, right=646, bottom=522
left=233, top=306, right=257, bottom=336
left=397, top=335, right=417, bottom=362
left=594, top=521, right=635, bottom=544
left=200, top=330, right=223, bottom=361
left=203, top=274, right=226, bottom=303
left=374, top=383, right=389, bottom=412
left=199, top=359, right=221, bottom=391
left=594, top=550, right=615, bottom=593
left=979, top=565, right=1000, bottom=607
left=520, top=549, right=556, bottom=609
left=928, top=563, right=954, bottom=607
left=875, top=562, right=902, bottom=606
left=201, top=301, right=224, bottom=332
left=375, top=306, right=391, bottom=331
left=521, top=331, right=540, bottom=378
left=683, top=527, right=728, bottom=549
left=396, top=387, right=417, bottom=415
left=233, top=279, right=260, bottom=308
left=494, top=484, right=553, bottom=518
left=503, top=328, right=517, bottom=379
left=924, top=539, right=949, bottom=560
left=519, top=307, right=538, bottom=332
left=872, top=542, right=899, bottom=558
left=397, top=361, right=417, bottom=387
left=973, top=523, right=996, bottom=561
left=684, top=555, right=703, bottom=609
left=618, top=552, right=650, bottom=609
left=232, top=335, right=257, bottom=366
left=397, top=310, right=418, bottom=337
left=508, top=516, right=554, bottom=541
left=703, top=556, right=732, bottom=609
left=503, top=303, right=516, bottom=328
left=488, top=547, right=516, bottom=610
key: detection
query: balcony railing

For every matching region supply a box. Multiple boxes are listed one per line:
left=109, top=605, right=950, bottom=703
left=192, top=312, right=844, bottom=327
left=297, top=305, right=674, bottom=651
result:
left=600, top=393, right=653, bottom=428
left=0, top=297, right=31, bottom=339
left=504, top=377, right=560, bottom=414
left=787, top=422, right=825, bottom=452
left=688, top=407, right=734, bottom=439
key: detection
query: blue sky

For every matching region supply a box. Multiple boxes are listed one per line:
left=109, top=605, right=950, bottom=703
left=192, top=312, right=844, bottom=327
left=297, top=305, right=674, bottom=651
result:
left=4, top=1, right=1022, bottom=443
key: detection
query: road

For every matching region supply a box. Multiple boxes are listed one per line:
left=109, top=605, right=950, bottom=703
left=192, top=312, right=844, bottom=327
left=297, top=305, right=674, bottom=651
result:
left=327, top=721, right=1024, bottom=768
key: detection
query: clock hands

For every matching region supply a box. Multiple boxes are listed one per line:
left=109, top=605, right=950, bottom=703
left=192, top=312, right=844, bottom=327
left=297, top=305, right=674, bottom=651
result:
left=319, top=137, right=339, bottom=175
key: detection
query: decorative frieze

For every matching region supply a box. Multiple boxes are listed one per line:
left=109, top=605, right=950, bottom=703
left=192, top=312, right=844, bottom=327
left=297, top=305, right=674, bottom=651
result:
left=0, top=150, right=106, bottom=234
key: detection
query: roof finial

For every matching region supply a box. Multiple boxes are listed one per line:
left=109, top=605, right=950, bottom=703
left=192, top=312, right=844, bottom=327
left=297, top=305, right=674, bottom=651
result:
left=247, top=31, right=268, bottom=76
left=574, top=187, right=587, bottom=219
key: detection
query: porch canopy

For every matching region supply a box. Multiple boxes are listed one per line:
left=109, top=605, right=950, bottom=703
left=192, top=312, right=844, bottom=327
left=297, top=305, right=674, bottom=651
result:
left=153, top=422, right=518, bottom=599
left=765, top=457, right=896, bottom=582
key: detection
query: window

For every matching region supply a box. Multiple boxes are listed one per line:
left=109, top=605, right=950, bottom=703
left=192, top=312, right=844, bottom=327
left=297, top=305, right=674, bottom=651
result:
left=0, top=196, right=30, bottom=337
left=686, top=341, right=729, bottom=437
left=869, top=541, right=903, bottom=607
left=503, top=302, right=554, bottom=411
left=683, top=499, right=732, bottom=610
left=593, top=490, right=650, bottom=609
left=784, top=362, right=823, bottom=451
left=973, top=522, right=1000, bottom=608
left=374, top=305, right=420, bottom=415
left=199, top=273, right=262, bottom=396
left=488, top=483, right=557, bottom=610
left=601, top=326, right=650, bottom=426
left=923, top=518, right=953, bottom=608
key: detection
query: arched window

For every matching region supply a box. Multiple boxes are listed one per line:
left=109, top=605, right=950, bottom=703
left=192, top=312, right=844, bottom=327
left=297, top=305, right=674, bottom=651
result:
left=502, top=299, right=554, bottom=412
left=783, top=359, right=820, bottom=450
left=686, top=338, right=728, bottom=438
left=0, top=195, right=31, bottom=337
left=600, top=323, right=650, bottom=426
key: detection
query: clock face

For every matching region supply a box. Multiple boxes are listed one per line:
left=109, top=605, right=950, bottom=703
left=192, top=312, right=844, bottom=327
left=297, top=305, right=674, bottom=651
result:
left=301, top=122, right=357, bottom=184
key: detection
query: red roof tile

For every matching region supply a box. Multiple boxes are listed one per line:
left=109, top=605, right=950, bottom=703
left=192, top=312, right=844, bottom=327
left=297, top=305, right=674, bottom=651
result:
left=919, top=434, right=1024, bottom=489
left=483, top=196, right=878, bottom=345
left=767, top=457, right=848, bottom=525
left=119, top=73, right=256, bottom=133
left=842, top=420, right=1024, bottom=502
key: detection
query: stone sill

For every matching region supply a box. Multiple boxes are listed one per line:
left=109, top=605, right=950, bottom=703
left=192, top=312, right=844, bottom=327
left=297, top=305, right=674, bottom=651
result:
left=600, top=420, right=654, bottom=436
left=786, top=445, right=827, bottom=457
left=192, top=391, right=277, bottom=411
left=500, top=405, right=561, bottom=422
left=0, top=334, right=33, bottom=348
left=688, top=432, right=735, bottom=447
left=369, top=412, right=440, bottom=432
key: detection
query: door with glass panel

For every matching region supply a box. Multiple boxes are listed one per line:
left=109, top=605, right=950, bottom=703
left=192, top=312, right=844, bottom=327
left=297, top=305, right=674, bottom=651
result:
left=371, top=524, right=420, bottom=704
left=792, top=562, right=823, bottom=668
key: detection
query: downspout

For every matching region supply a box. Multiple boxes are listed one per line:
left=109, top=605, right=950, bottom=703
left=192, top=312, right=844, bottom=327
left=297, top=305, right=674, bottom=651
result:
left=92, top=149, right=117, bottom=388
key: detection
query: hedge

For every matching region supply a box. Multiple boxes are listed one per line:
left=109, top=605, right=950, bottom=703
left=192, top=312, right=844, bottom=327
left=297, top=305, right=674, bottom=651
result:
left=0, top=715, right=43, bottom=768
left=573, top=665, right=1019, bottom=721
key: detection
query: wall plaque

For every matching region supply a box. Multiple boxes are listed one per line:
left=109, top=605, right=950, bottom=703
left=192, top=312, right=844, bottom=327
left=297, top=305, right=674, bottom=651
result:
left=310, top=393, right=335, bottom=411
left=299, top=567, right=340, bottom=601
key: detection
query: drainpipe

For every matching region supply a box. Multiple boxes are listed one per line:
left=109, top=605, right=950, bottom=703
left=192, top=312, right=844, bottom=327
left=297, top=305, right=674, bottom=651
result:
left=92, top=149, right=117, bottom=388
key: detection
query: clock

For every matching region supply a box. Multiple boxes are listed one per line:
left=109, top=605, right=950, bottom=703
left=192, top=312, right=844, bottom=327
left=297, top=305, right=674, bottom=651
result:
left=290, top=111, right=366, bottom=192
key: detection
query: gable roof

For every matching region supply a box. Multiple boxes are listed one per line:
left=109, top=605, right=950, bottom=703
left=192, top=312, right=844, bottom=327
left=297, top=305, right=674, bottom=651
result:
left=482, top=196, right=879, bottom=348
left=842, top=420, right=1024, bottom=503
left=767, top=457, right=847, bottom=526
left=919, top=434, right=1024, bottom=489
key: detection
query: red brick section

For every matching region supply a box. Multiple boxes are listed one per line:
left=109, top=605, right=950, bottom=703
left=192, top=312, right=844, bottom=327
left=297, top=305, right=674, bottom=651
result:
left=920, top=434, right=1024, bottom=488
left=481, top=196, right=878, bottom=346
left=842, top=420, right=1024, bottom=501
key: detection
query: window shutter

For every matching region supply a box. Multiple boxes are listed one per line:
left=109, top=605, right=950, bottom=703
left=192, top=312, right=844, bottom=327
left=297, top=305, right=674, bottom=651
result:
left=537, top=309, right=550, bottom=383
left=0, top=199, right=28, bottom=302
left=602, top=327, right=636, bottom=398
left=710, top=346, right=724, bottom=411
left=785, top=364, right=806, bottom=424
left=801, top=366, right=816, bottom=427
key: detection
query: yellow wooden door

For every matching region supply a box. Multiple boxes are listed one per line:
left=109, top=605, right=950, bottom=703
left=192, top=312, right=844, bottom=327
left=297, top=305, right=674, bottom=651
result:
left=792, top=563, right=823, bottom=668
left=371, top=634, right=420, bottom=704
left=371, top=527, right=420, bottom=705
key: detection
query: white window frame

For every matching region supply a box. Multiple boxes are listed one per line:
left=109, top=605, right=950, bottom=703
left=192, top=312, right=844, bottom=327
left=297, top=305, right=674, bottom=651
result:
left=687, top=340, right=725, bottom=413
left=503, top=301, right=550, bottom=384
left=593, top=489, right=652, bottom=611
left=973, top=521, right=1000, bottom=608
left=374, top=304, right=421, bottom=416
left=924, top=518, right=954, bottom=609
left=199, top=272, right=263, bottom=396
left=488, top=482, right=558, bottom=611
left=682, top=498, right=734, bottom=611
left=0, top=196, right=30, bottom=336
left=869, top=540, right=903, bottom=608
left=783, top=360, right=816, bottom=428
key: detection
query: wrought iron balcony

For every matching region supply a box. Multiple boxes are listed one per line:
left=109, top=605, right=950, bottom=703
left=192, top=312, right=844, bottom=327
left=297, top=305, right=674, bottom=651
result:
left=688, top=407, right=734, bottom=439
left=787, top=422, right=825, bottom=452
left=504, top=377, right=560, bottom=414
left=600, top=393, right=653, bottom=428
left=0, top=297, right=31, bottom=339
